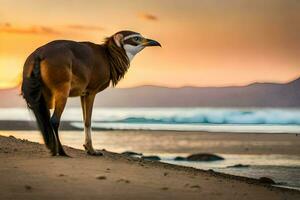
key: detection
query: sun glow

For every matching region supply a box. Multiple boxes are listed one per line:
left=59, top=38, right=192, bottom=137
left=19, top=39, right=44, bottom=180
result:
left=0, top=56, right=23, bottom=89
left=0, top=0, right=299, bottom=89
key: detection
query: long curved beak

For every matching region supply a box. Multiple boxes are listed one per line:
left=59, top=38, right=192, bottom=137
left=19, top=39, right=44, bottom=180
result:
left=143, top=38, right=162, bottom=47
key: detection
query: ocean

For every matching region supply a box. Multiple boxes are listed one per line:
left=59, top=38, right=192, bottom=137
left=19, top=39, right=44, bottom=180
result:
left=0, top=107, right=299, bottom=190
left=1, top=107, right=300, bottom=133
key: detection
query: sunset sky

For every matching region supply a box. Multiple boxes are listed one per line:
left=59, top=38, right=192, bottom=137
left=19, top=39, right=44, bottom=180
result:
left=0, top=0, right=300, bottom=89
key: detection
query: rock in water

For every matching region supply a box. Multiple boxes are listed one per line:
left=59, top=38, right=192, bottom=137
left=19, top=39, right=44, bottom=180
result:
left=186, top=153, right=224, bottom=161
left=142, top=155, right=161, bottom=161
left=259, top=177, right=276, bottom=184
left=228, top=164, right=250, bottom=168
left=174, top=156, right=186, bottom=161
left=121, top=151, right=143, bottom=157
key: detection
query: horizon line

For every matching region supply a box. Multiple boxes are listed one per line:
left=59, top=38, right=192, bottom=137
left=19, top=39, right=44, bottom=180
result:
left=2, top=75, right=299, bottom=91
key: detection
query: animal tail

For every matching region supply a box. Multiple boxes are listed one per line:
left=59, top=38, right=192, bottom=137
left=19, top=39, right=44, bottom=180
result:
left=21, top=56, right=57, bottom=155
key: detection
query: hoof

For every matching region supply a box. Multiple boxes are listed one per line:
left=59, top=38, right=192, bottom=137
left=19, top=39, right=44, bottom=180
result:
left=58, top=151, right=71, bottom=157
left=83, top=144, right=103, bottom=156
left=58, top=146, right=70, bottom=157
left=47, top=138, right=58, bottom=156
left=59, top=154, right=71, bottom=157
left=51, top=151, right=57, bottom=156
left=50, top=147, right=58, bottom=156
left=87, top=151, right=103, bottom=156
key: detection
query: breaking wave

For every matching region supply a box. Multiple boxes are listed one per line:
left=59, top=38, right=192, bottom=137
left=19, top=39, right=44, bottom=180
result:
left=93, top=108, right=300, bottom=125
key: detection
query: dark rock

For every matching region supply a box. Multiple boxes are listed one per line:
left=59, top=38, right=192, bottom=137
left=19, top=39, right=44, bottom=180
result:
left=190, top=185, right=201, bottom=189
left=186, top=153, right=224, bottom=161
left=121, top=151, right=143, bottom=157
left=96, top=176, right=106, bottom=180
left=259, top=177, right=275, bottom=184
left=142, top=155, right=161, bottom=161
left=228, top=164, right=250, bottom=168
left=174, top=156, right=186, bottom=161
left=117, top=179, right=130, bottom=183
left=24, top=185, right=32, bottom=190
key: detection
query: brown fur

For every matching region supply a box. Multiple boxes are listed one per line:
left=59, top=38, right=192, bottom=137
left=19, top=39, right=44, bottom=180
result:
left=21, top=30, right=160, bottom=156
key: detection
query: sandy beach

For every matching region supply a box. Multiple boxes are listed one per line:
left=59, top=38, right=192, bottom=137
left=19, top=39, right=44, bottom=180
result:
left=1, top=0, right=300, bottom=199
left=0, top=135, right=299, bottom=200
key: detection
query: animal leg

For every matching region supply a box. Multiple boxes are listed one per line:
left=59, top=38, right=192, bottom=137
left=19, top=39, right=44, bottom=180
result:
left=50, top=91, right=69, bottom=156
left=81, top=95, right=103, bottom=156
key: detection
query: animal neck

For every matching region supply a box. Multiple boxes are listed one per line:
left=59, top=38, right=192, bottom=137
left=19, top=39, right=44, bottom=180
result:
left=126, top=52, right=134, bottom=62
left=104, top=38, right=130, bottom=87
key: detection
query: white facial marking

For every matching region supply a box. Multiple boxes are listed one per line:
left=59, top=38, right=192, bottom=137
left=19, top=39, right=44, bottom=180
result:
left=124, top=44, right=145, bottom=62
left=123, top=34, right=145, bottom=62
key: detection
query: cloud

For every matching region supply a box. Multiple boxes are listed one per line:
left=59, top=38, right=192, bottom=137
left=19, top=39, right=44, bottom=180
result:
left=0, top=23, right=60, bottom=35
left=139, top=13, right=158, bottom=21
left=66, top=24, right=104, bottom=31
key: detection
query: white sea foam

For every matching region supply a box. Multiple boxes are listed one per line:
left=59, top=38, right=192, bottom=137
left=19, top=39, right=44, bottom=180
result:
left=1, top=107, right=300, bottom=133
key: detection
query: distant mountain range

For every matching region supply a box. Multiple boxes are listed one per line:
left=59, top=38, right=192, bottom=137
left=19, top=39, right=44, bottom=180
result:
left=1, top=78, right=300, bottom=107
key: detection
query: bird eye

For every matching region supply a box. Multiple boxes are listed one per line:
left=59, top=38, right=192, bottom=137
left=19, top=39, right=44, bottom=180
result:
left=133, top=37, right=141, bottom=42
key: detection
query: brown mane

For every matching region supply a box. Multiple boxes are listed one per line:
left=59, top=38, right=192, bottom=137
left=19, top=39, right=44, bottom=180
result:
left=104, top=37, right=129, bottom=86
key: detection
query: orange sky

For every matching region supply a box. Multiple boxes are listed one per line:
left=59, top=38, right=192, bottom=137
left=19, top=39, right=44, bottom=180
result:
left=0, top=0, right=300, bottom=89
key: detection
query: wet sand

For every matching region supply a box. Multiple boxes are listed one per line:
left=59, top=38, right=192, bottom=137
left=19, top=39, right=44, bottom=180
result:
left=0, top=135, right=299, bottom=200
left=1, top=129, right=299, bottom=155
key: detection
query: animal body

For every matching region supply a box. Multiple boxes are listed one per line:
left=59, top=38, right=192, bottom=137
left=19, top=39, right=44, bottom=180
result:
left=21, top=30, right=161, bottom=156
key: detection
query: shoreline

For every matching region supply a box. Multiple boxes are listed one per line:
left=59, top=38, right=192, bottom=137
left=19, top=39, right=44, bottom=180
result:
left=0, top=135, right=299, bottom=199
left=0, top=120, right=300, bottom=135
left=1, top=129, right=299, bottom=156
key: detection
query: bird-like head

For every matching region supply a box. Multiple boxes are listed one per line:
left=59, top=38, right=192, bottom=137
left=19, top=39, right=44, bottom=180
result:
left=112, top=30, right=161, bottom=61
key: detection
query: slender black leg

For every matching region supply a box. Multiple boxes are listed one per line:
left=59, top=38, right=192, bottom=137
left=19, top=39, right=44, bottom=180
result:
left=50, top=116, right=69, bottom=157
